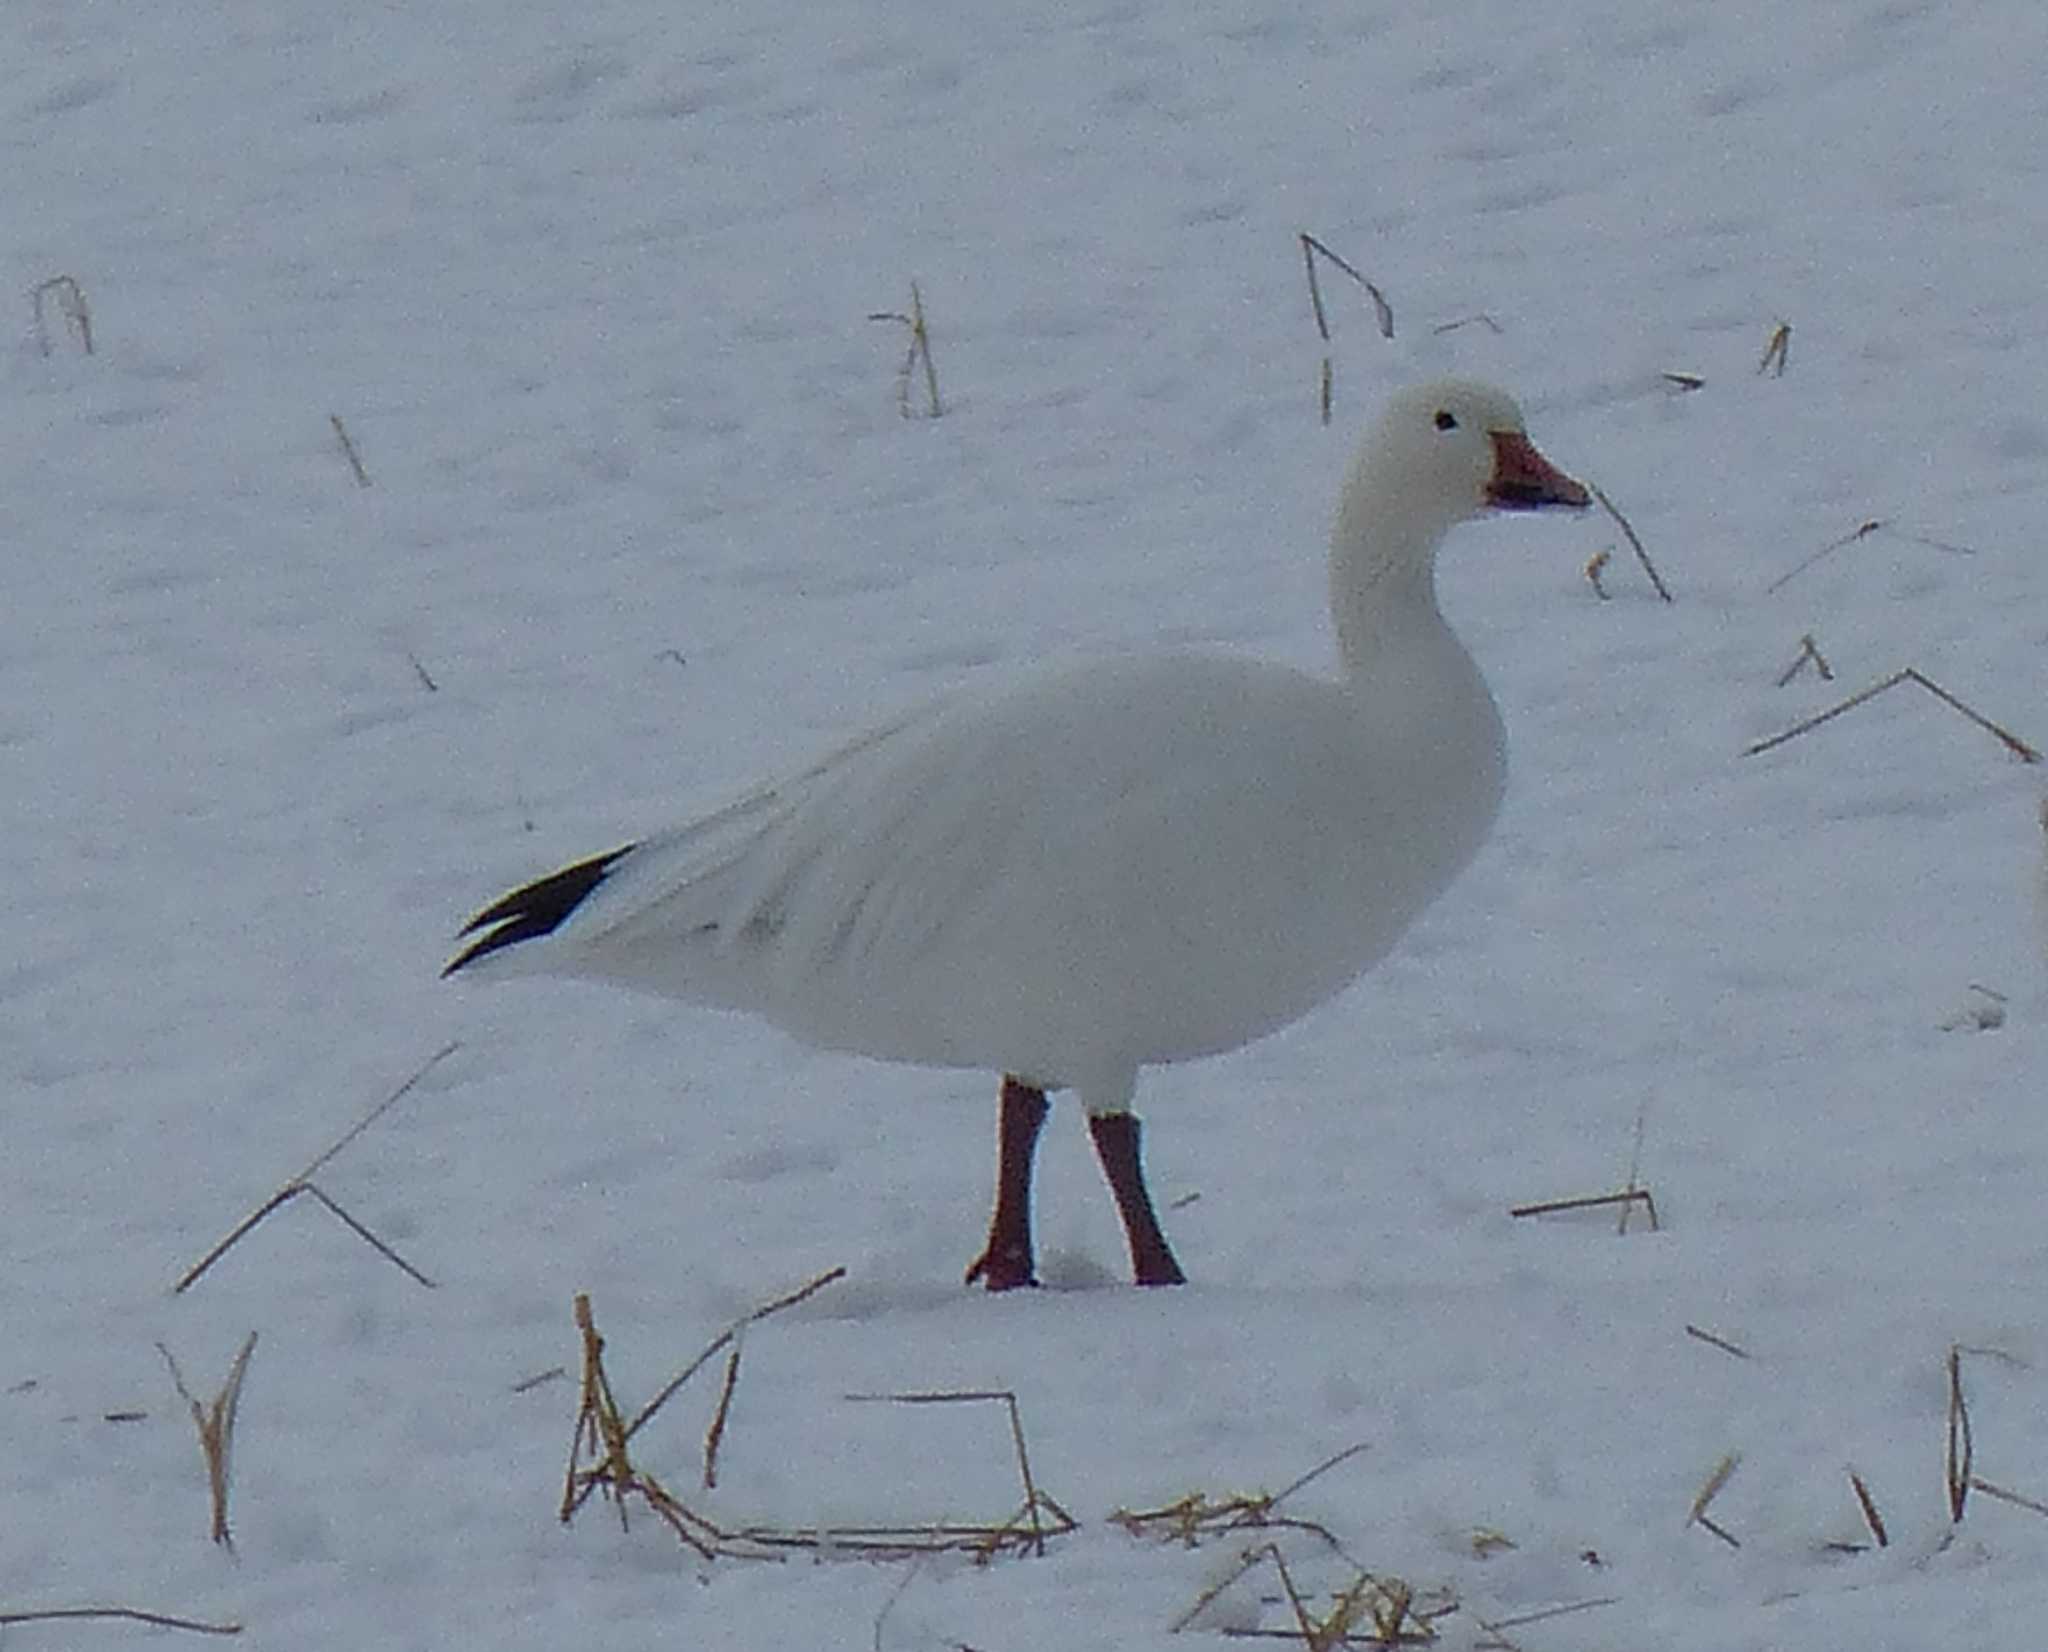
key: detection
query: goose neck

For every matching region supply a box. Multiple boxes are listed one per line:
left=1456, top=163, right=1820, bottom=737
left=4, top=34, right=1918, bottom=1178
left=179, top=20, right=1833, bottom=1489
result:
left=1329, top=485, right=1460, bottom=678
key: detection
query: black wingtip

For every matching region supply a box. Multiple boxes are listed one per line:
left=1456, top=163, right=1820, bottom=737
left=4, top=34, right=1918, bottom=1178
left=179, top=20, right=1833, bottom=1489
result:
left=444, top=844, right=636, bottom=976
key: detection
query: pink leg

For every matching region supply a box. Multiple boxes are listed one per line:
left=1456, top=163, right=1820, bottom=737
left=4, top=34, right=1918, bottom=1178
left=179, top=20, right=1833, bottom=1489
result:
left=1087, top=1111, right=1187, bottom=1286
left=964, top=1076, right=1050, bottom=1291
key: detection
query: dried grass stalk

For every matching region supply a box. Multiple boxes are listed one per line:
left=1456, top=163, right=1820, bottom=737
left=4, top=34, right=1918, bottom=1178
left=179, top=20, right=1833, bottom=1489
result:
left=625, top=1264, right=845, bottom=1442
left=1745, top=667, right=2041, bottom=764
left=1586, top=481, right=1673, bottom=603
left=173, top=1043, right=456, bottom=1293
left=1299, top=234, right=1393, bottom=343
left=701, top=1336, right=743, bottom=1491
left=1509, top=1188, right=1659, bottom=1231
left=1774, top=632, right=1834, bottom=686
left=1848, top=1468, right=1889, bottom=1547
left=1947, top=1345, right=1973, bottom=1523
left=1618, top=1103, right=1653, bottom=1236
left=1684, top=1324, right=1751, bottom=1360
left=563, top=1283, right=1075, bottom=1564
left=561, top=1292, right=718, bottom=1558
left=158, top=1334, right=258, bottom=1549
left=1766, top=516, right=1973, bottom=594
left=843, top=1389, right=1053, bottom=1557
left=1968, top=1478, right=2048, bottom=1520
left=1472, top=1595, right=1620, bottom=1647
left=1758, top=321, right=1791, bottom=377
left=1114, top=1441, right=1368, bottom=1552
left=1583, top=549, right=1611, bottom=600
left=329, top=414, right=372, bottom=487
left=1687, top=1452, right=1741, bottom=1548
left=1179, top=1543, right=1451, bottom=1647
left=1431, top=314, right=1502, bottom=336
left=867, top=282, right=942, bottom=418
left=1299, top=233, right=1392, bottom=428
left=0, top=1606, right=241, bottom=1636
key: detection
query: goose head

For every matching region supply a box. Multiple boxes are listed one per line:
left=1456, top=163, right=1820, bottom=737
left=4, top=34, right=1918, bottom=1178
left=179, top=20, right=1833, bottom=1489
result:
left=1331, top=380, right=1588, bottom=666
left=1363, top=379, right=1590, bottom=528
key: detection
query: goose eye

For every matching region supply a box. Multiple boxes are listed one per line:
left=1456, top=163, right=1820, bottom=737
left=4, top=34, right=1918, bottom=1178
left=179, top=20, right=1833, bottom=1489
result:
left=1433, top=410, right=1458, bottom=431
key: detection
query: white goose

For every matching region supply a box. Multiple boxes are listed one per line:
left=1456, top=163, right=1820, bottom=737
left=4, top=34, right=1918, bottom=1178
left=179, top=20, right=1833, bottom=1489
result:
left=449, top=380, right=1588, bottom=1289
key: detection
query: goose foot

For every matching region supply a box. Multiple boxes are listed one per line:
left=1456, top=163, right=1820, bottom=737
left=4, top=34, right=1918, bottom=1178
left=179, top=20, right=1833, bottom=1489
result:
left=1088, top=1110, right=1187, bottom=1286
left=965, top=1077, right=1050, bottom=1291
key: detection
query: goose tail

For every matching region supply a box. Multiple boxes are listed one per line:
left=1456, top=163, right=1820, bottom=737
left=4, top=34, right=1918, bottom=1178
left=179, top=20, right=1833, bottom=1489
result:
left=444, top=845, right=635, bottom=976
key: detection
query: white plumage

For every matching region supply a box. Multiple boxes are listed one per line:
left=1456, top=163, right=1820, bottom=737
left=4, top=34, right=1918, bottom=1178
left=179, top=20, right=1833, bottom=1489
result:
left=450, top=379, right=1588, bottom=1288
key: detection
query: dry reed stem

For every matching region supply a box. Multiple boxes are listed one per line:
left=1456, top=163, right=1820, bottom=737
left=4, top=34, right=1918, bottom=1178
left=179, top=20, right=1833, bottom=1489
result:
left=1299, top=234, right=1392, bottom=427
left=1687, top=1452, right=1742, bottom=1549
left=563, top=1286, right=1073, bottom=1564
left=1775, top=633, right=1834, bottom=686
left=1968, top=1478, right=2048, bottom=1520
left=1113, top=1492, right=1342, bottom=1551
left=30, top=274, right=94, bottom=355
left=175, top=1184, right=435, bottom=1292
left=624, top=1263, right=845, bottom=1442
left=560, top=1293, right=717, bottom=1558
left=1936, top=1346, right=2034, bottom=1530
left=1261, top=1543, right=1340, bottom=1650
left=1660, top=371, right=1705, bottom=392
left=1586, top=481, right=1673, bottom=603
left=329, top=414, right=372, bottom=487
left=1114, top=1449, right=1368, bottom=1547
left=867, top=282, right=942, bottom=418
left=1848, top=1468, right=1889, bottom=1547
left=1684, top=1324, right=1752, bottom=1360
left=1768, top=518, right=1881, bottom=593
left=1509, top=1188, right=1659, bottom=1231
left=1618, top=1103, right=1652, bottom=1236
left=1299, top=235, right=1393, bottom=343
left=721, top=1505, right=1079, bottom=1562
left=173, top=1042, right=457, bottom=1293
left=0, top=1606, right=241, bottom=1636
left=1357, top=1574, right=1448, bottom=1647
left=1113, top=1442, right=1369, bottom=1556
left=1190, top=1544, right=1448, bottom=1649
left=1766, top=517, right=1974, bottom=594
left=1583, top=549, right=1611, bottom=600
left=1171, top=1544, right=1269, bottom=1633
left=1947, top=1345, right=1973, bottom=1522
left=1744, top=667, right=2042, bottom=763
left=1472, top=1595, right=1620, bottom=1649
left=158, top=1333, right=258, bottom=1550
left=1266, top=1441, right=1372, bottom=1513
left=870, top=1558, right=925, bottom=1652
left=1758, top=321, right=1791, bottom=376
left=1430, top=314, right=1501, bottom=336
left=1954, top=1342, right=2031, bottom=1366
left=843, top=1389, right=1052, bottom=1557
left=701, top=1336, right=743, bottom=1491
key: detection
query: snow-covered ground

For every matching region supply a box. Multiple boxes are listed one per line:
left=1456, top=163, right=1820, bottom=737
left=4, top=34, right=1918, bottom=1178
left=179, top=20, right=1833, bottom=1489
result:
left=7, top=1, right=2048, bottom=1646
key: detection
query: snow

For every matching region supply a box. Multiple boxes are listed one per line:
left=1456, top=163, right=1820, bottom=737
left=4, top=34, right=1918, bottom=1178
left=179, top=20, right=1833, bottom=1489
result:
left=6, top=0, right=2048, bottom=1646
